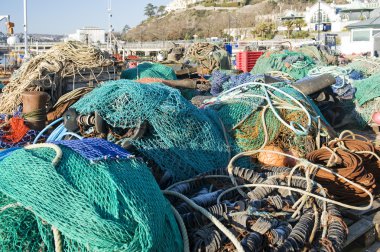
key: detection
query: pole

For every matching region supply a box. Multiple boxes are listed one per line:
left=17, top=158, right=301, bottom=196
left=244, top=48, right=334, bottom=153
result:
left=23, top=0, right=28, bottom=58
left=318, top=0, right=321, bottom=42
left=107, top=0, right=112, bottom=52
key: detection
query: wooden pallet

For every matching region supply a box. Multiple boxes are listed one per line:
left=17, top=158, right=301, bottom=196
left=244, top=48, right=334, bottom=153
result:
left=343, top=199, right=380, bottom=251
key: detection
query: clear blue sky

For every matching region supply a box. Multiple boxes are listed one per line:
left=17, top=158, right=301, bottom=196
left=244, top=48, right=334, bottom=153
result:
left=0, top=0, right=171, bottom=34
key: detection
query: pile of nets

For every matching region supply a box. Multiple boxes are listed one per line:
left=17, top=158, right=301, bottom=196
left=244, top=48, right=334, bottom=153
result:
left=346, top=57, right=380, bottom=77
left=185, top=42, right=229, bottom=73
left=210, top=70, right=265, bottom=96
left=120, top=62, right=177, bottom=80
left=353, top=72, right=380, bottom=126
left=295, top=45, right=337, bottom=65
left=0, top=41, right=112, bottom=114
left=251, top=51, right=316, bottom=81
left=72, top=80, right=229, bottom=180
left=204, top=82, right=328, bottom=156
left=0, top=140, right=182, bottom=251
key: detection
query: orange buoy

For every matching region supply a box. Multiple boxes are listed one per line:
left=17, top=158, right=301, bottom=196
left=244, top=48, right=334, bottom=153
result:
left=258, top=146, right=288, bottom=167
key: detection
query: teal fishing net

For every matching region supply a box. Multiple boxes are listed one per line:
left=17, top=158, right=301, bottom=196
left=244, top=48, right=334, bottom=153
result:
left=354, top=72, right=380, bottom=106
left=72, top=80, right=229, bottom=180
left=251, top=51, right=316, bottom=81
left=120, top=62, right=177, bottom=80
left=0, top=143, right=182, bottom=251
left=353, top=72, right=380, bottom=126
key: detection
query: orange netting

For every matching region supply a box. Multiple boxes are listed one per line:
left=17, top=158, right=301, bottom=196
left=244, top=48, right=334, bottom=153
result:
left=1, top=117, right=30, bottom=143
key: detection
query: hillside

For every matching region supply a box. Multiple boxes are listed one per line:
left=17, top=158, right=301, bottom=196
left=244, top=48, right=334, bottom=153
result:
left=123, top=0, right=348, bottom=41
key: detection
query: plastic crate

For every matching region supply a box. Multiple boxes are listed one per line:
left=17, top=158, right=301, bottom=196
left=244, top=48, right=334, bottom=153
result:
left=236, top=51, right=264, bottom=73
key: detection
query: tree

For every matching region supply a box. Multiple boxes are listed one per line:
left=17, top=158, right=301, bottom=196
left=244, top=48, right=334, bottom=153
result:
left=293, top=18, right=307, bottom=31
left=144, top=3, right=156, bottom=18
left=157, top=5, right=166, bottom=16
left=283, top=20, right=294, bottom=38
left=122, top=24, right=131, bottom=34
left=253, top=22, right=276, bottom=40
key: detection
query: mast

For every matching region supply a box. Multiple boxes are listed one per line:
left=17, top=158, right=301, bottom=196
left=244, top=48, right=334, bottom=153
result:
left=24, top=0, right=28, bottom=58
left=107, top=0, right=112, bottom=52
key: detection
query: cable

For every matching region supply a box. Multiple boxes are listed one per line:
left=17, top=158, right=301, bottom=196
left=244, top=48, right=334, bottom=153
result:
left=33, top=118, right=63, bottom=144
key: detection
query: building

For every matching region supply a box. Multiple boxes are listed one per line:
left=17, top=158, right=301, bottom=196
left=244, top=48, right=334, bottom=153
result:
left=294, top=0, right=380, bottom=32
left=341, top=16, right=380, bottom=55
left=67, top=27, right=105, bottom=44
left=166, top=0, right=203, bottom=11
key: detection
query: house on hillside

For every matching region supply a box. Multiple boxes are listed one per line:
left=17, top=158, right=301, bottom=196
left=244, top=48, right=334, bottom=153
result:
left=340, top=16, right=380, bottom=55
left=302, top=0, right=379, bottom=32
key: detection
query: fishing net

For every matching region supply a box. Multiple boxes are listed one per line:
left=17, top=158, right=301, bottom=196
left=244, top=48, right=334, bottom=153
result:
left=120, top=62, right=177, bottom=80
left=72, top=80, right=229, bottom=180
left=0, top=116, right=40, bottom=149
left=210, top=70, right=265, bottom=96
left=0, top=41, right=112, bottom=114
left=347, top=58, right=380, bottom=77
left=347, top=73, right=380, bottom=126
left=0, top=140, right=183, bottom=251
left=251, top=51, right=316, bottom=81
left=295, top=45, right=337, bottom=65
left=185, top=43, right=229, bottom=73
left=204, top=82, right=327, bottom=156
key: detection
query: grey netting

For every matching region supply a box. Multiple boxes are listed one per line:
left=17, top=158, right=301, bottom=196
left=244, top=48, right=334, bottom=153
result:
left=0, top=144, right=182, bottom=251
left=72, top=80, right=230, bottom=180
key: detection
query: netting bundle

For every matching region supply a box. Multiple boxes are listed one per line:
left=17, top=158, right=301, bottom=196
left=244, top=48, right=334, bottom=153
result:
left=210, top=70, right=265, bottom=96
left=0, top=140, right=183, bottom=251
left=120, top=62, right=177, bottom=80
left=346, top=58, right=380, bottom=77
left=72, top=80, right=229, bottom=180
left=204, top=82, right=327, bottom=155
left=353, top=72, right=380, bottom=126
left=251, top=51, right=316, bottom=81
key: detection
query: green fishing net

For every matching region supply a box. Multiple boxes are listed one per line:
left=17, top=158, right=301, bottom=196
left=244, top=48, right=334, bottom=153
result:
left=120, top=62, right=177, bottom=80
left=354, top=72, right=380, bottom=106
left=352, top=72, right=380, bottom=126
left=72, top=80, right=229, bottom=180
left=205, top=82, right=324, bottom=155
left=251, top=51, right=316, bottom=81
left=0, top=146, right=182, bottom=251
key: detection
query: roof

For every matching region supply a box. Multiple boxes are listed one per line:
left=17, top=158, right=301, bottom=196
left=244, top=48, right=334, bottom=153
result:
left=346, top=16, right=380, bottom=29
left=340, top=8, right=374, bottom=13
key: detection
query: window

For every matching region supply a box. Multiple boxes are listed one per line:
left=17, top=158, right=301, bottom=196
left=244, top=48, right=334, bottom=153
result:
left=352, top=30, right=370, bottom=41
left=311, top=10, right=330, bottom=23
left=373, top=29, right=380, bottom=36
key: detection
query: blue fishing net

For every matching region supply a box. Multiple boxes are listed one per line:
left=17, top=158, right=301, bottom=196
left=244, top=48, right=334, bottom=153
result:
left=210, top=70, right=265, bottom=96
left=54, top=138, right=132, bottom=162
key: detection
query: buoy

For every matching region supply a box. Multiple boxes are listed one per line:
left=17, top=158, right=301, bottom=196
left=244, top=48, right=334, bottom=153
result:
left=372, top=112, right=380, bottom=124
left=258, top=146, right=288, bottom=167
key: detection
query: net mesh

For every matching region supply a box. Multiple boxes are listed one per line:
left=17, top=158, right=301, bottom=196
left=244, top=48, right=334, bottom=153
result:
left=251, top=51, right=316, bottom=81
left=120, top=62, right=177, bottom=80
left=72, top=80, right=230, bottom=180
left=0, top=142, right=182, bottom=251
left=205, top=82, right=324, bottom=155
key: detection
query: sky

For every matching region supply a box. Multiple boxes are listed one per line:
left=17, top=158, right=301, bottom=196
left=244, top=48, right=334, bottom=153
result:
left=0, top=0, right=171, bottom=35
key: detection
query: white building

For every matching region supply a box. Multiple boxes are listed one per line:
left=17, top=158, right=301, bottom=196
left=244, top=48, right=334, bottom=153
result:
left=341, top=16, right=380, bottom=55
left=67, top=27, right=105, bottom=44
left=295, top=0, right=380, bottom=32
left=165, top=0, right=203, bottom=11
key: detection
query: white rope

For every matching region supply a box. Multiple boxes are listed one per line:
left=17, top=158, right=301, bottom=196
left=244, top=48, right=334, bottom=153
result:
left=25, top=143, right=63, bottom=166
left=162, top=190, right=245, bottom=252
